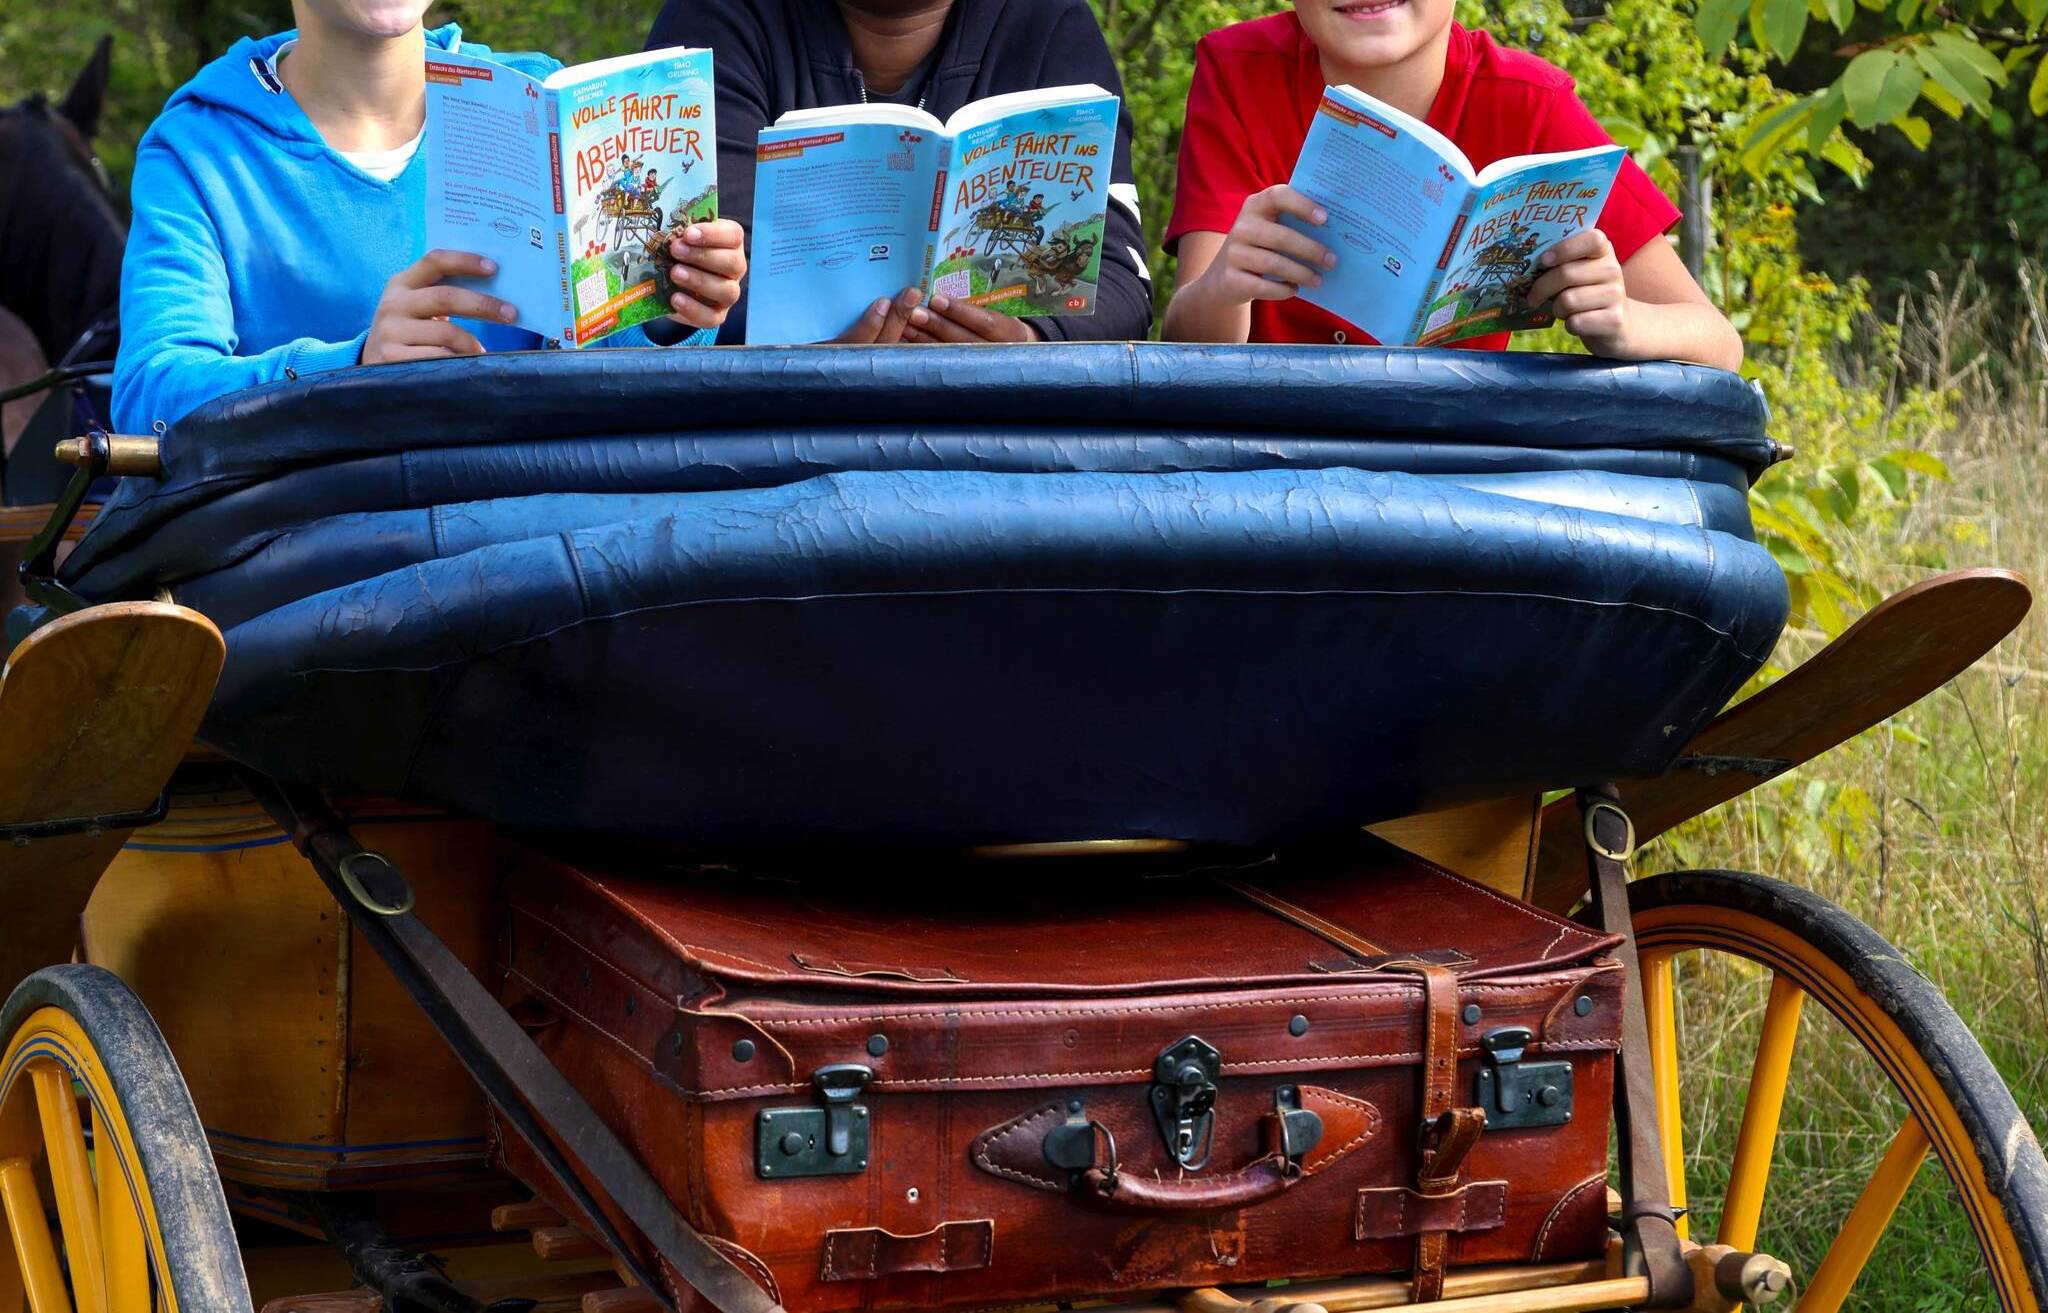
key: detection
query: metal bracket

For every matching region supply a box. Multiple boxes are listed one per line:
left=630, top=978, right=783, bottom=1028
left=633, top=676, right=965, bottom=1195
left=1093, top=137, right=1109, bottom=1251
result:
left=1150, top=1035, right=1221, bottom=1170
left=18, top=430, right=106, bottom=616
left=1476, top=1026, right=1573, bottom=1131
left=0, top=793, right=166, bottom=844
left=757, top=1064, right=873, bottom=1179
left=1273, top=1084, right=1324, bottom=1160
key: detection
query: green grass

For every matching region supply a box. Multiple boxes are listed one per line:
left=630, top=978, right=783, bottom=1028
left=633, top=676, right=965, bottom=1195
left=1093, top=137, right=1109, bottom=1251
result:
left=1642, top=262, right=2048, bottom=1309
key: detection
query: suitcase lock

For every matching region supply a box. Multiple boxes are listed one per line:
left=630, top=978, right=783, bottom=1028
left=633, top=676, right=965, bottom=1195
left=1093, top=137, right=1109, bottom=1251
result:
left=755, top=1063, right=873, bottom=1178
left=1151, top=1035, right=1222, bottom=1169
left=1476, top=1026, right=1574, bottom=1131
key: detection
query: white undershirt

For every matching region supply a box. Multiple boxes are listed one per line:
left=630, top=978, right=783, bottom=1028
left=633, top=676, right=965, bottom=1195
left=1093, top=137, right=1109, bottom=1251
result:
left=340, top=129, right=423, bottom=182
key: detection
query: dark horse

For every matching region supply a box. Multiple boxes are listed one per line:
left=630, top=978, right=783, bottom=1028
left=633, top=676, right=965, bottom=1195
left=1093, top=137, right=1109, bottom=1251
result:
left=0, top=37, right=123, bottom=469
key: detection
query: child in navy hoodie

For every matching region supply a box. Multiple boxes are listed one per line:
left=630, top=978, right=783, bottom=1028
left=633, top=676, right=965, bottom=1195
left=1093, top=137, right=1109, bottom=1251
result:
left=114, top=1, right=749, bottom=435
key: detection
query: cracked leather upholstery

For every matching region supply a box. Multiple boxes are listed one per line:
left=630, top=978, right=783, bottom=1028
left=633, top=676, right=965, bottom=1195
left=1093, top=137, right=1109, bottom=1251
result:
left=52, top=344, right=1789, bottom=846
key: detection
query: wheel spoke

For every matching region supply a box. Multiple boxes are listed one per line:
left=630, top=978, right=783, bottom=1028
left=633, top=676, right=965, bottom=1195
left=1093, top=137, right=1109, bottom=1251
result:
left=89, top=1109, right=146, bottom=1313
left=1799, top=1115, right=1932, bottom=1313
left=1719, top=971, right=1805, bottom=1251
left=0, top=1158, right=71, bottom=1313
left=30, top=1069, right=105, bottom=1313
left=1641, top=947, right=1688, bottom=1241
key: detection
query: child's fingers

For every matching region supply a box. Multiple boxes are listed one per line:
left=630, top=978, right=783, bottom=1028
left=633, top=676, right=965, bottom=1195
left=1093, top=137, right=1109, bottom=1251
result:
left=1563, top=306, right=1625, bottom=341
left=1241, top=274, right=1304, bottom=303
left=1526, top=258, right=1617, bottom=308
left=1549, top=283, right=1622, bottom=317
left=403, top=285, right=518, bottom=324
left=834, top=298, right=893, bottom=344
left=929, top=295, right=1036, bottom=342
left=678, top=220, right=746, bottom=249
left=667, top=268, right=742, bottom=311
left=671, top=244, right=747, bottom=278
left=400, top=319, right=487, bottom=356
left=1251, top=185, right=1327, bottom=227
left=1240, top=219, right=1337, bottom=271
left=1233, top=246, right=1325, bottom=291
left=398, top=249, right=498, bottom=288
left=1537, top=230, right=1610, bottom=269
left=875, top=287, right=923, bottom=343
left=666, top=292, right=727, bottom=330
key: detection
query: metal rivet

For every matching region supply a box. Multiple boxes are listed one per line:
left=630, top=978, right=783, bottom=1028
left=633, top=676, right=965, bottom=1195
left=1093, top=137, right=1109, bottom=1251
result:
left=779, top=1132, right=806, bottom=1156
left=855, top=1107, right=868, bottom=1118
left=1574, top=996, right=1594, bottom=1017
left=624, top=996, right=636, bottom=1016
left=1538, top=1085, right=1562, bottom=1108
left=867, top=1033, right=889, bottom=1057
left=906, top=1187, right=920, bottom=1203
left=1462, top=1004, right=1481, bottom=1025
left=1288, top=1014, right=1309, bottom=1037
left=1067, top=1098, right=1084, bottom=1114
left=732, top=1039, right=757, bottom=1062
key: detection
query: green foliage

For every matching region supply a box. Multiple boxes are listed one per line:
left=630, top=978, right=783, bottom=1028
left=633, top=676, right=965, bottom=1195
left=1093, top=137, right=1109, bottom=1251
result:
left=1693, top=0, right=2048, bottom=172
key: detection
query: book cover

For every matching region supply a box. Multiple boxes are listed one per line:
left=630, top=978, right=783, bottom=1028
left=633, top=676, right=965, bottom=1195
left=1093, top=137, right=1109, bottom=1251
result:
left=1283, top=84, right=1621, bottom=347
left=746, top=87, right=1116, bottom=344
left=424, top=47, right=716, bottom=348
left=927, top=91, right=1118, bottom=319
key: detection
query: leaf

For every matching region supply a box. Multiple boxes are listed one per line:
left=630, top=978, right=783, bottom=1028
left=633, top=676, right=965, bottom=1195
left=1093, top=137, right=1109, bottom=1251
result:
left=1915, top=44, right=1992, bottom=114
left=1844, top=49, right=1902, bottom=126
left=1868, top=455, right=1910, bottom=498
left=1928, top=30, right=2010, bottom=84
left=1917, top=76, right=1968, bottom=118
left=1807, top=83, right=1850, bottom=149
left=1823, top=0, right=1857, bottom=26
left=1740, top=95, right=1818, bottom=170
left=1869, top=51, right=1929, bottom=125
left=1697, top=0, right=1749, bottom=54
left=1893, top=110, right=1933, bottom=146
left=1892, top=448, right=1952, bottom=478
left=1768, top=540, right=1814, bottom=575
left=2034, top=52, right=2048, bottom=114
left=1755, top=0, right=1811, bottom=57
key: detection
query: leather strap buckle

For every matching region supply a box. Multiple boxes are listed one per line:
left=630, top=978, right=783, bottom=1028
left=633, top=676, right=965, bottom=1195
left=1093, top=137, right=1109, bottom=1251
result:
left=1582, top=799, right=1637, bottom=863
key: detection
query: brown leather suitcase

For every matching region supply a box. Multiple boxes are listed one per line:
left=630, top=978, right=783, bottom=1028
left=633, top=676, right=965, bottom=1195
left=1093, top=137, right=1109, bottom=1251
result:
left=495, top=835, right=1623, bottom=1311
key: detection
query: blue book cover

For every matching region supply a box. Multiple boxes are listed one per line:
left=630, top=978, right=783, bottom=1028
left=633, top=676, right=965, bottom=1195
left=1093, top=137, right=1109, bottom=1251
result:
left=425, top=46, right=717, bottom=347
left=1282, top=84, right=1623, bottom=347
left=747, top=85, right=1118, bottom=345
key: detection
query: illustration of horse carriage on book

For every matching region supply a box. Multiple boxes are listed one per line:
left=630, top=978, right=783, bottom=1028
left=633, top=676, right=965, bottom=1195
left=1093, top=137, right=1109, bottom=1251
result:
left=970, top=199, right=1046, bottom=257
left=1455, top=222, right=1545, bottom=313
left=0, top=346, right=2042, bottom=1313
left=1018, top=233, right=1099, bottom=300
left=597, top=181, right=666, bottom=256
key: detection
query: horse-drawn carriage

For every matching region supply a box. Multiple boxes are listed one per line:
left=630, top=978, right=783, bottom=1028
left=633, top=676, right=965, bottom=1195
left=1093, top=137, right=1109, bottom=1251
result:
left=597, top=183, right=665, bottom=257
left=969, top=201, right=1045, bottom=257
left=0, top=345, right=2041, bottom=1313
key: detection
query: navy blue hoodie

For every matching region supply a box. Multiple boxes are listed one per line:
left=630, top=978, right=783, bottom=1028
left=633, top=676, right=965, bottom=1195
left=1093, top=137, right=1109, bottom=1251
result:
left=646, top=0, right=1153, bottom=343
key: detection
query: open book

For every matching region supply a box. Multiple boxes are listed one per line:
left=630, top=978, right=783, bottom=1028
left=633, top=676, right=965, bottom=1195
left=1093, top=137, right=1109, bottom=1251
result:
left=1282, top=84, right=1624, bottom=347
left=425, top=47, right=718, bottom=347
left=745, top=85, right=1120, bottom=344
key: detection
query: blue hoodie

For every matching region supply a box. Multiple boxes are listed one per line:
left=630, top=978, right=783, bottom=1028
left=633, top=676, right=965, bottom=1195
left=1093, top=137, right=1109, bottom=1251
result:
left=114, top=25, right=694, bottom=435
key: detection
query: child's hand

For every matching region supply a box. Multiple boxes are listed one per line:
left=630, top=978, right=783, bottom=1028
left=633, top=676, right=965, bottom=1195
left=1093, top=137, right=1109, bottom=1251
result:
left=833, top=288, right=925, bottom=344
left=902, top=294, right=1042, bottom=343
left=1196, top=185, right=1337, bottom=307
left=1528, top=230, right=1629, bottom=354
left=665, top=220, right=747, bottom=330
left=362, top=250, right=517, bottom=365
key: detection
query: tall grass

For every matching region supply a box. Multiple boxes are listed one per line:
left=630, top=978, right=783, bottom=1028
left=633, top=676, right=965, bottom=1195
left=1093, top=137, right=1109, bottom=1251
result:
left=1648, top=257, right=2048, bottom=1309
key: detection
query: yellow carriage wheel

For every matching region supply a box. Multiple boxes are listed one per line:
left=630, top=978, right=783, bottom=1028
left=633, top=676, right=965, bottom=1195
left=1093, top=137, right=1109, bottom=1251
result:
left=1631, top=870, right=2048, bottom=1311
left=0, top=965, right=250, bottom=1312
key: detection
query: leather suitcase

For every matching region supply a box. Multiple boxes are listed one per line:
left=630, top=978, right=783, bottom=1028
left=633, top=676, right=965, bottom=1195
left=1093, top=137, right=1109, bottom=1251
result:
left=495, top=835, right=1624, bottom=1311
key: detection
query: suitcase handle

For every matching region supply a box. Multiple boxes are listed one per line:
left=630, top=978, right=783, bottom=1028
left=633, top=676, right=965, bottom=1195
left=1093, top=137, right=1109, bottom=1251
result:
left=1082, top=1156, right=1300, bottom=1212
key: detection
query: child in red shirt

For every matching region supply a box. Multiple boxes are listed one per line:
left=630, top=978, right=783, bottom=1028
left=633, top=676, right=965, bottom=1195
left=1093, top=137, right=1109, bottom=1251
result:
left=1161, top=1, right=1741, bottom=369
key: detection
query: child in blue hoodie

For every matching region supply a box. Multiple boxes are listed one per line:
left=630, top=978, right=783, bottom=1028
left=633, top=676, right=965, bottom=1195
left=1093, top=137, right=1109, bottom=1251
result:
left=113, top=2, right=749, bottom=435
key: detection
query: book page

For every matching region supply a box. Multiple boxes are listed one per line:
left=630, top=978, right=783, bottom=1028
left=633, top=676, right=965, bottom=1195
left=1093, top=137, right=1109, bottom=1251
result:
left=1416, top=147, right=1622, bottom=347
left=746, top=121, right=943, bottom=344
left=1284, top=87, right=1467, bottom=345
left=931, top=91, right=1118, bottom=318
left=424, top=52, right=561, bottom=339
left=556, top=48, right=718, bottom=346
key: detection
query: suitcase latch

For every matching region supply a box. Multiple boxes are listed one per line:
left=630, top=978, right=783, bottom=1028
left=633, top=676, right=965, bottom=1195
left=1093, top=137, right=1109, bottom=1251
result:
left=1476, top=1026, right=1573, bottom=1131
left=1151, top=1035, right=1221, bottom=1169
left=755, top=1063, right=872, bottom=1178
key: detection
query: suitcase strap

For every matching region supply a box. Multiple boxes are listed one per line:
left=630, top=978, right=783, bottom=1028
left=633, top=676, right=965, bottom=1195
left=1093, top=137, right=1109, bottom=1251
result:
left=250, top=777, right=785, bottom=1313
left=1581, top=784, right=1694, bottom=1308
left=1403, top=963, right=1485, bottom=1302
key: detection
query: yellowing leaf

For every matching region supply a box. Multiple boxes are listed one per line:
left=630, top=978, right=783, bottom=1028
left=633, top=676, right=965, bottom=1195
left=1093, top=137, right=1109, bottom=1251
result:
left=2033, top=52, right=2048, bottom=114
left=1893, top=111, right=1932, bottom=146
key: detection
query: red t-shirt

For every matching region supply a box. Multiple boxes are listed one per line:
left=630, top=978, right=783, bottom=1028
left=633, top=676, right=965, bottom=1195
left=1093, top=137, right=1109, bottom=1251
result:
left=1164, top=15, right=1680, bottom=349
